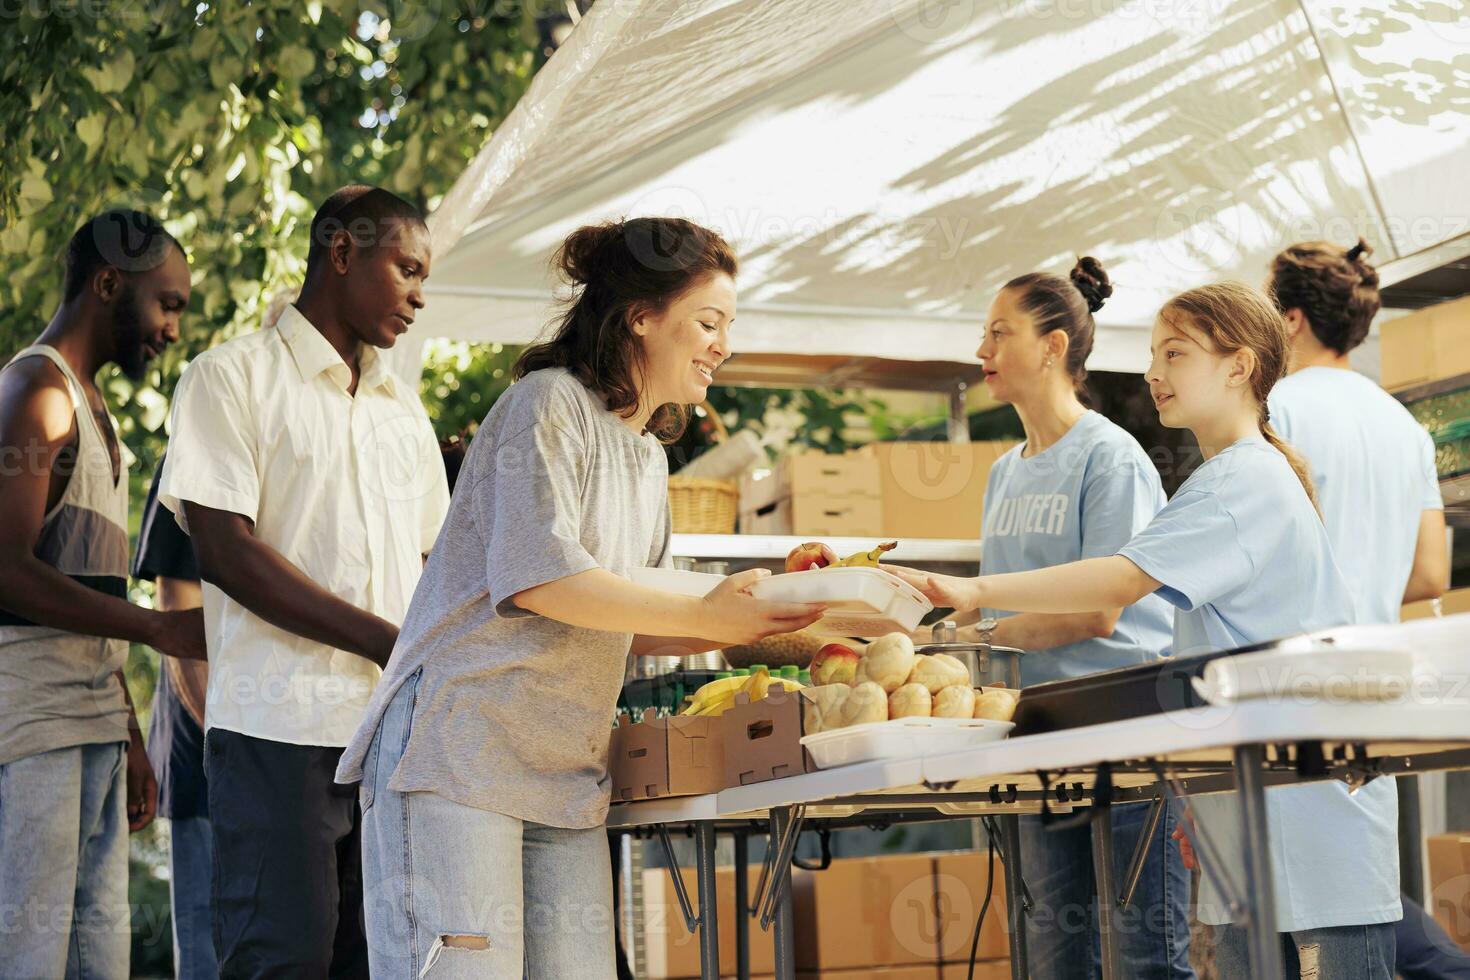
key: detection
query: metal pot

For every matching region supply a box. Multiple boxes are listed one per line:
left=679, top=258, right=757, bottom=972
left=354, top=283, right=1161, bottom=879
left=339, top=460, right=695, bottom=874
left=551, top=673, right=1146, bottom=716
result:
left=915, top=620, right=1024, bottom=689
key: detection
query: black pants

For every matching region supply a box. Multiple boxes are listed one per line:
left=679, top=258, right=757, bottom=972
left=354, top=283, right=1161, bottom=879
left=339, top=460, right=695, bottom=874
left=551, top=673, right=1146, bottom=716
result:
left=205, top=729, right=368, bottom=980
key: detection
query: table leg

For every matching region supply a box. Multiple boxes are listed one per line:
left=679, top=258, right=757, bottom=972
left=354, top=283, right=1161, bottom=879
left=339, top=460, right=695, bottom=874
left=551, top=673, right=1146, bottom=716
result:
left=695, top=822, right=720, bottom=980
left=1091, top=803, right=1121, bottom=980
left=1234, top=744, right=1284, bottom=980
left=734, top=831, right=751, bottom=980
left=770, top=808, right=797, bottom=980
left=996, top=814, right=1029, bottom=980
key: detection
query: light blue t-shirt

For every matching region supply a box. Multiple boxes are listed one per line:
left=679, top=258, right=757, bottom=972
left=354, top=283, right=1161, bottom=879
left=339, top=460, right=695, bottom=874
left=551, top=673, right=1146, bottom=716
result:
left=1270, top=367, right=1442, bottom=626
left=980, top=410, right=1173, bottom=686
left=1119, top=437, right=1400, bottom=932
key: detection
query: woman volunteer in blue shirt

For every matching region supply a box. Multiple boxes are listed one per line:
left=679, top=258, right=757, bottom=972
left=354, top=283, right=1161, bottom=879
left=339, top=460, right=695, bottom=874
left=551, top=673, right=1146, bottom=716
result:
left=890, top=281, right=1396, bottom=980
left=966, top=257, right=1191, bottom=979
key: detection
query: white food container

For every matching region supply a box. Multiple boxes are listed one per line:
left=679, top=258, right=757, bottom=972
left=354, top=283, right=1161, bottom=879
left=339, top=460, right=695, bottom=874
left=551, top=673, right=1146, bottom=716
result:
left=749, top=567, right=932, bottom=636
left=628, top=567, right=726, bottom=596
left=801, top=716, right=1014, bottom=769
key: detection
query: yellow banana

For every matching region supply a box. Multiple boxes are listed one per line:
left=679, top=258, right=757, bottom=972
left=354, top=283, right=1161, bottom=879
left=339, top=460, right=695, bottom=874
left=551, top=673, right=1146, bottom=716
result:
left=680, top=672, right=803, bottom=716
left=837, top=540, right=898, bottom=567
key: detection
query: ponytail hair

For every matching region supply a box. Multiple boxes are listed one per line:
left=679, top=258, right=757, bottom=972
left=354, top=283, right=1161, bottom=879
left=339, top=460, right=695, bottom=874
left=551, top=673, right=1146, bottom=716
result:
left=1159, top=282, right=1321, bottom=514
left=1003, top=255, right=1111, bottom=400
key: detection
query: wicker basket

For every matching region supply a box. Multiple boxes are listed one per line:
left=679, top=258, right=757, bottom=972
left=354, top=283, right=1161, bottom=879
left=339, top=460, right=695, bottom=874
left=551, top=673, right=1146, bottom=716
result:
left=668, top=402, right=738, bottom=533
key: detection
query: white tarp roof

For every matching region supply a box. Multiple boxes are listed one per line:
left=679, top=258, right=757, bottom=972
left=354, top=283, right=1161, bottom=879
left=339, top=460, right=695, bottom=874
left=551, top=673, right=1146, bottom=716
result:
left=412, top=0, right=1470, bottom=376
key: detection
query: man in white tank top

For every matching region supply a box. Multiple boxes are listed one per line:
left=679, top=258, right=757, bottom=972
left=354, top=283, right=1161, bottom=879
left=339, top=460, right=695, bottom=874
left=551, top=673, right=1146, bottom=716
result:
left=0, top=209, right=206, bottom=978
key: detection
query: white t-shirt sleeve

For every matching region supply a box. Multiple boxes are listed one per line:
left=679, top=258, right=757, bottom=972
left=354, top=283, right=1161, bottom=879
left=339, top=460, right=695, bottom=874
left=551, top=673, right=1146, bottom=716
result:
left=1418, top=429, right=1444, bottom=512
left=158, top=356, right=260, bottom=532
left=1118, top=489, right=1255, bottom=612
left=476, top=419, right=600, bottom=619
left=1079, top=460, right=1162, bottom=561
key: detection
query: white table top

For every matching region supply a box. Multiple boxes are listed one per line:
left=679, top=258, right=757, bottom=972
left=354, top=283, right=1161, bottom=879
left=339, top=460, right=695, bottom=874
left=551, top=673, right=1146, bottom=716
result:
left=606, top=699, right=1470, bottom=829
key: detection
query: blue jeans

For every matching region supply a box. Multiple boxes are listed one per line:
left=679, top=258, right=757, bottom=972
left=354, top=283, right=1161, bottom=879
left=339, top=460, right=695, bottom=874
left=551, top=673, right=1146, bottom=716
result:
left=168, top=815, right=218, bottom=980
left=1397, top=894, right=1470, bottom=979
left=0, top=742, right=130, bottom=980
left=1214, top=921, right=1395, bottom=979
left=358, top=669, right=617, bottom=979
left=1019, top=800, right=1195, bottom=980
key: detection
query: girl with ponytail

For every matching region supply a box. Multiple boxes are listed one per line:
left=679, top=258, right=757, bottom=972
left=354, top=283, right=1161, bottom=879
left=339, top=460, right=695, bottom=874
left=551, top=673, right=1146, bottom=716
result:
left=888, top=281, right=1379, bottom=978
left=963, top=257, right=1191, bottom=978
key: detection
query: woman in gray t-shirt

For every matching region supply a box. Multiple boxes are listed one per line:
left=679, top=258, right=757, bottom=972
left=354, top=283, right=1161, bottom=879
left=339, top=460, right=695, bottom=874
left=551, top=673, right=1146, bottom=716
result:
left=337, top=218, right=825, bottom=979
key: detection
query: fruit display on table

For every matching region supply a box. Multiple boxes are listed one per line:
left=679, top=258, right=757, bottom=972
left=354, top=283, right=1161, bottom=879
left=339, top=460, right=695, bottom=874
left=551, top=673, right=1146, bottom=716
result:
left=681, top=667, right=803, bottom=718
left=799, top=631, right=1020, bottom=734
left=784, top=539, right=899, bottom=573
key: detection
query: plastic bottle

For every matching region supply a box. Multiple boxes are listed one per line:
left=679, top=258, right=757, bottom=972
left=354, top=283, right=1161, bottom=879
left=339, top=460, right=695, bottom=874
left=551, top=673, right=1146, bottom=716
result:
left=798, top=669, right=812, bottom=686
left=749, top=664, right=769, bottom=675
left=733, top=668, right=750, bottom=677
left=714, top=671, right=733, bottom=681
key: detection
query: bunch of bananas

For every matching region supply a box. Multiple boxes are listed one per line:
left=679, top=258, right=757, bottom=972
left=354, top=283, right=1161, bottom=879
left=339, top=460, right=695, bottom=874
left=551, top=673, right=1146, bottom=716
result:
left=681, top=669, right=803, bottom=717
left=835, top=540, right=898, bottom=567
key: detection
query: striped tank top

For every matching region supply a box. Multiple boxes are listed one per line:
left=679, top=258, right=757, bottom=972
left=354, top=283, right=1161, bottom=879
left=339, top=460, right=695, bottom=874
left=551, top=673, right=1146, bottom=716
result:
left=0, top=345, right=131, bottom=764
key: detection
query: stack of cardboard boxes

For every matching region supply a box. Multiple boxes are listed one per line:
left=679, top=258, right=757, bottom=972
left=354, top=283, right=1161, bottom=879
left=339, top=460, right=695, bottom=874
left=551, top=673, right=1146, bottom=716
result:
left=642, top=851, right=1012, bottom=979
left=1428, top=833, right=1470, bottom=954
left=1379, top=296, right=1470, bottom=392
left=738, top=443, right=1018, bottom=540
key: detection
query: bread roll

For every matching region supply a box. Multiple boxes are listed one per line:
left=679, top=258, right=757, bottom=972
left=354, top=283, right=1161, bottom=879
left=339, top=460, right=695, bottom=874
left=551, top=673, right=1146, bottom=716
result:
left=888, top=682, right=933, bottom=719
left=864, top=632, right=916, bottom=693
left=974, top=686, right=1020, bottom=722
left=908, top=653, right=969, bottom=694
left=837, top=681, right=889, bottom=727
left=934, top=685, right=977, bottom=719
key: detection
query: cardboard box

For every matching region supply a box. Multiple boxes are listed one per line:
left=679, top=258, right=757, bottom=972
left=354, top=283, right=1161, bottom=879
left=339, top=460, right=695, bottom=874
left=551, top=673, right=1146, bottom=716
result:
left=940, top=962, right=1011, bottom=980
left=792, top=493, right=885, bottom=536
left=793, top=855, right=940, bottom=970
left=1402, top=586, right=1470, bottom=622
left=869, top=441, right=1018, bottom=540
left=641, top=865, right=778, bottom=978
left=1380, top=296, right=1470, bottom=391
left=738, top=493, right=886, bottom=536
left=740, top=450, right=884, bottom=537
left=609, top=710, right=727, bottom=802
left=934, top=851, right=1011, bottom=963
left=723, top=687, right=816, bottom=787
left=741, top=450, right=883, bottom=510
left=1428, top=834, right=1470, bottom=951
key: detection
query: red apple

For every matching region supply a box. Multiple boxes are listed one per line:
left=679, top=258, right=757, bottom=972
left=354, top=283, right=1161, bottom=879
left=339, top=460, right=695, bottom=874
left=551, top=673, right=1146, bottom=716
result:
left=811, top=643, right=861, bottom=686
left=785, top=541, right=837, bottom=573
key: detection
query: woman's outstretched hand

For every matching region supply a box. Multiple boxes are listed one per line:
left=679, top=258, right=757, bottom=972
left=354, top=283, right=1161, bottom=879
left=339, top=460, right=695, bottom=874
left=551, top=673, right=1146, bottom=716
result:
left=880, top=565, right=985, bottom=613
left=697, top=568, right=827, bottom=646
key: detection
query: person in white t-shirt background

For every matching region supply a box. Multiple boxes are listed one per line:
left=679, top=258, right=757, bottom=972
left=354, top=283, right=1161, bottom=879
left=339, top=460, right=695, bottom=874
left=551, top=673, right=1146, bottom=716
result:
left=159, top=185, right=450, bottom=978
left=1264, top=239, right=1465, bottom=979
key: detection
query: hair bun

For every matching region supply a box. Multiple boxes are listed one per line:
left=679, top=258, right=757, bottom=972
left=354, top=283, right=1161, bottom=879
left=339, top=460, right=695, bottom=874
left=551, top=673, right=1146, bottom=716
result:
left=1345, top=238, right=1379, bottom=288
left=1070, top=256, right=1112, bottom=314
left=556, top=221, right=624, bottom=286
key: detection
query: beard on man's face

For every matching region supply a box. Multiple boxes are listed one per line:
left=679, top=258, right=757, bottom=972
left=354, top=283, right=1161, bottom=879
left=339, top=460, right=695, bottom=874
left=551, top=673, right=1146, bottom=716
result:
left=112, top=285, right=150, bottom=382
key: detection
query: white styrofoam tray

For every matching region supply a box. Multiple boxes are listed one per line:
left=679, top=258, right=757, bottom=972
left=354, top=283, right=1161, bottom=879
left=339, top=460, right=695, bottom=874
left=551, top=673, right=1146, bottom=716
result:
left=1192, top=647, right=1470, bottom=707
left=748, top=567, right=933, bottom=637
left=628, top=567, right=726, bottom=596
left=801, top=716, right=1014, bottom=769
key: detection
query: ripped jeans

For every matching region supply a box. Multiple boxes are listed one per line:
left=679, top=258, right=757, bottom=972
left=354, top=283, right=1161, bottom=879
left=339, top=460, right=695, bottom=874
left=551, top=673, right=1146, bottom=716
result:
left=358, top=668, right=618, bottom=979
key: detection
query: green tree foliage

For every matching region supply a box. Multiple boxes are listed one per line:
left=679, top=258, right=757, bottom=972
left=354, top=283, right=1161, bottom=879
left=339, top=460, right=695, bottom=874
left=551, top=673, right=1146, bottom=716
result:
left=0, top=0, right=548, bottom=475
left=1, top=7, right=548, bottom=970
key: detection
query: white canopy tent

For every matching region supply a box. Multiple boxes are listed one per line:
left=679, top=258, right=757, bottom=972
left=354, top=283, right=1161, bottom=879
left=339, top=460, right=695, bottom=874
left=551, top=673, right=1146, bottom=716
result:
left=404, top=0, right=1470, bottom=380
